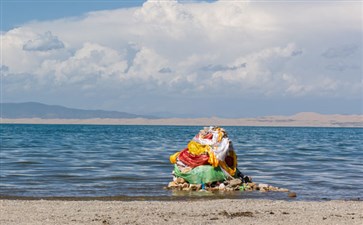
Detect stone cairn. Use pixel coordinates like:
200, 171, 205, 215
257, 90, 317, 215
166, 126, 296, 197
166, 177, 291, 194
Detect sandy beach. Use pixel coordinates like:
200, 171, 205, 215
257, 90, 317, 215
1, 112, 363, 127
1, 199, 362, 225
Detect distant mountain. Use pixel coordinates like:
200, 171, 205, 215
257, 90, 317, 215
146, 111, 206, 118
0, 102, 157, 119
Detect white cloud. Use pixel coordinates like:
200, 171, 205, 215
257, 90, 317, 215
23, 31, 64, 51
1, 0, 362, 115
37, 42, 128, 85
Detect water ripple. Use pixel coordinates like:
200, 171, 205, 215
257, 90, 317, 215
0, 124, 362, 200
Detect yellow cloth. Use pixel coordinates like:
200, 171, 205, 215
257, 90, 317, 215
219, 150, 237, 176
217, 131, 224, 142
169, 152, 180, 164
206, 148, 219, 167
187, 141, 210, 156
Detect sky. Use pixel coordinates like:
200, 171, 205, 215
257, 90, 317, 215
1, 0, 362, 118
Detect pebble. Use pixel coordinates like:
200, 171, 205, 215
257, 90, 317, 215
278, 188, 289, 192
228, 179, 242, 187
288, 192, 297, 198
167, 179, 293, 195
258, 183, 269, 189
168, 182, 178, 188
248, 182, 256, 188
209, 187, 220, 191
268, 186, 279, 191
176, 178, 185, 184
219, 183, 226, 190
190, 184, 202, 191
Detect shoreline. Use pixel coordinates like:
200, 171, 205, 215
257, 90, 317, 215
1, 114, 363, 128
1, 199, 362, 225
1, 196, 361, 202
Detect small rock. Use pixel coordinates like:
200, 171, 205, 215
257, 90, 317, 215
258, 183, 269, 189
219, 183, 226, 190
190, 184, 202, 191
168, 181, 178, 188
248, 182, 256, 188
288, 192, 297, 198
229, 179, 242, 187
259, 188, 268, 192
245, 187, 253, 191
268, 186, 278, 191
209, 187, 219, 191
278, 188, 289, 192
182, 183, 189, 188
176, 178, 185, 184
182, 187, 191, 191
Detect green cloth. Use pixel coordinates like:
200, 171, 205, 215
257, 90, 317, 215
173, 164, 227, 184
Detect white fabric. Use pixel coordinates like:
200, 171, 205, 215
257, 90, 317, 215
193, 131, 219, 145
212, 138, 230, 161
192, 126, 219, 145
192, 126, 231, 161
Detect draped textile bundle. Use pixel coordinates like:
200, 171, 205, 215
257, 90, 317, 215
169, 126, 238, 184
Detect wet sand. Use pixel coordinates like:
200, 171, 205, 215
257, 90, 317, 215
1, 199, 362, 225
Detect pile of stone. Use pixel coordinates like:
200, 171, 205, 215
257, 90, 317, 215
166, 126, 296, 197
166, 177, 290, 193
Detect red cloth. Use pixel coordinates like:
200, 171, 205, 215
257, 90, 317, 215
203, 133, 213, 140
195, 133, 213, 140
178, 148, 209, 168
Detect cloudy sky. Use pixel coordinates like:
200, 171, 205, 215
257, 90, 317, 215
1, 0, 362, 118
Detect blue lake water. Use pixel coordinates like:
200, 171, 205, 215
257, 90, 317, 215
0, 124, 362, 200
